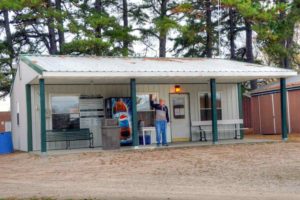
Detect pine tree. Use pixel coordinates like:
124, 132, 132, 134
132, 0, 181, 57
223, 0, 300, 69
258, 0, 300, 69
63, 0, 135, 56
173, 0, 219, 58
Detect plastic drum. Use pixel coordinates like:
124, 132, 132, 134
0, 132, 14, 154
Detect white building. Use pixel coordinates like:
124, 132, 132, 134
10, 55, 297, 152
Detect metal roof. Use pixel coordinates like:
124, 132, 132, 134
20, 55, 297, 84
252, 75, 300, 95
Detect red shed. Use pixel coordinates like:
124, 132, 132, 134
250, 76, 300, 134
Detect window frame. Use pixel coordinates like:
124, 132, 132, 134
198, 91, 223, 121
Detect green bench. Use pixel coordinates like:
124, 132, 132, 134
46, 128, 94, 149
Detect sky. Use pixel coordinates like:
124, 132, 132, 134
0, 96, 10, 112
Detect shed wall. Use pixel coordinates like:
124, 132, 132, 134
242, 97, 251, 128
259, 95, 275, 134
251, 90, 300, 135
273, 93, 282, 134
288, 90, 300, 133
251, 96, 261, 134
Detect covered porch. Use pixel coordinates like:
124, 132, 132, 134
21, 56, 296, 153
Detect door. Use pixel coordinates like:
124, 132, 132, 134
170, 93, 191, 142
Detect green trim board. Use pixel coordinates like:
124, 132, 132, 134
40, 79, 47, 152
280, 78, 288, 141
237, 83, 244, 140
130, 79, 139, 146
26, 84, 33, 151
210, 79, 218, 144
20, 56, 45, 75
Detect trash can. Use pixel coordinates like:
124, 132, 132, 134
102, 119, 121, 150
102, 126, 121, 150
0, 132, 14, 154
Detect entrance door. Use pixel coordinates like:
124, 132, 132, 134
169, 93, 190, 142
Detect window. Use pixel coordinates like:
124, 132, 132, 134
199, 93, 222, 121
136, 93, 158, 127
51, 96, 80, 130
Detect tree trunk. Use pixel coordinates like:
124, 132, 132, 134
47, 0, 58, 54
159, 37, 167, 57
245, 19, 257, 89
159, 0, 167, 58
95, 0, 102, 38
3, 9, 14, 58
229, 8, 236, 60
245, 20, 253, 63
55, 0, 65, 53
279, 0, 292, 69
122, 0, 129, 56
205, 0, 212, 58
281, 37, 292, 69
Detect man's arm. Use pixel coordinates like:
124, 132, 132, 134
150, 99, 160, 109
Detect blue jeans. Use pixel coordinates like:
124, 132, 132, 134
155, 120, 167, 145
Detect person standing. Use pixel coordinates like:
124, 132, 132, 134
150, 95, 169, 146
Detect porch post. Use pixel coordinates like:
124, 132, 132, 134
39, 79, 47, 153
237, 83, 244, 140
130, 78, 139, 147
210, 78, 218, 144
26, 84, 33, 152
280, 78, 288, 141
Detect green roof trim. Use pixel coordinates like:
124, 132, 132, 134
20, 55, 45, 74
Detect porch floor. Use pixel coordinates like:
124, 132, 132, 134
32, 138, 277, 156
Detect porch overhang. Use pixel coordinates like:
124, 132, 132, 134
28, 71, 297, 85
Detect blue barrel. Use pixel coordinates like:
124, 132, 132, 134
0, 132, 14, 154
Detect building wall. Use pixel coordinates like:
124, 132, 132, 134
30, 83, 240, 151
10, 62, 39, 151
0, 112, 11, 132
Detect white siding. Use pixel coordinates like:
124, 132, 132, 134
10, 62, 39, 151
31, 83, 239, 150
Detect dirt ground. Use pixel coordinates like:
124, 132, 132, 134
1, 135, 300, 200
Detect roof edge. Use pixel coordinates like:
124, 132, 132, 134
20, 55, 45, 75
251, 85, 300, 96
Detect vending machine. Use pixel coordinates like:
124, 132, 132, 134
105, 97, 132, 146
